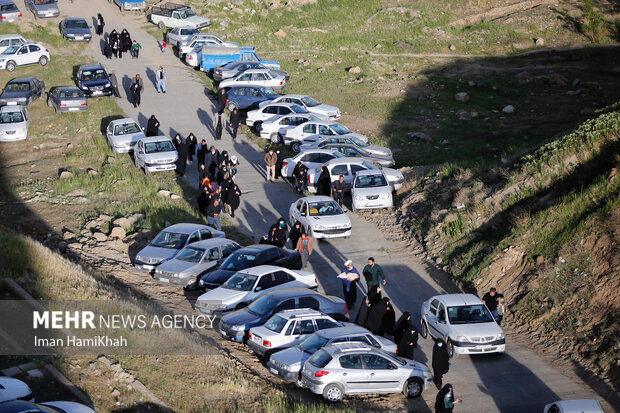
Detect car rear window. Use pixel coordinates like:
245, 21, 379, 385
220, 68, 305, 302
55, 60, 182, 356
1, 4, 18, 12
144, 140, 175, 154
5, 83, 30, 92
307, 349, 332, 368
114, 123, 141, 135
82, 69, 107, 81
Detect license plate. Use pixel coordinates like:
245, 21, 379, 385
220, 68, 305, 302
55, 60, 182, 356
269, 367, 278, 375
68, 108, 79, 112
92, 91, 102, 95
253, 336, 262, 343
159, 278, 169, 283
75, 36, 83, 40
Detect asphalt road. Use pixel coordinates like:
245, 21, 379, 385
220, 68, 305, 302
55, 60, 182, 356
28, 1, 611, 411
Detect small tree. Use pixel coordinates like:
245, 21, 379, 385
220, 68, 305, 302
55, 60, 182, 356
581, 0, 607, 42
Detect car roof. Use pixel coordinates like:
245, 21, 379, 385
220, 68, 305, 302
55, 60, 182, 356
298, 195, 335, 203
160, 223, 210, 234
52, 86, 81, 91
138, 135, 173, 144
0, 105, 24, 113
0, 34, 25, 40
0, 400, 38, 413
275, 94, 309, 99
174, 25, 198, 30
235, 264, 291, 276
110, 118, 139, 126
8, 77, 37, 83
0, 0, 16, 5
431, 293, 484, 307
305, 120, 336, 127
233, 244, 280, 254
274, 308, 325, 319
182, 238, 234, 249
321, 341, 374, 355
65, 17, 87, 22
324, 157, 368, 166
294, 148, 338, 157
237, 69, 271, 74
262, 102, 298, 108
316, 325, 370, 338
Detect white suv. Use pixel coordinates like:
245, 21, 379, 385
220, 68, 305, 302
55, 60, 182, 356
247, 309, 341, 357
420, 294, 505, 357
0, 42, 49, 72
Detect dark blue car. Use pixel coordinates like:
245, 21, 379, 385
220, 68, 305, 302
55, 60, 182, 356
75, 64, 113, 98
224, 85, 278, 111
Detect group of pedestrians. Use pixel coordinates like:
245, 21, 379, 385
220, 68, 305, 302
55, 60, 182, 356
103, 28, 140, 59
259, 218, 313, 268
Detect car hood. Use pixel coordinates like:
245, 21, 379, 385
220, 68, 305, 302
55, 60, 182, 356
137, 245, 179, 261
143, 151, 178, 162
270, 346, 308, 369
66, 28, 91, 36
220, 307, 261, 328
364, 145, 392, 156
41, 401, 94, 413
197, 287, 249, 305
185, 16, 210, 26
110, 131, 144, 145
342, 132, 368, 144
380, 167, 404, 181
0, 377, 31, 400
155, 258, 201, 274
309, 103, 339, 115
450, 322, 503, 338
81, 79, 109, 87
202, 268, 236, 285
308, 214, 351, 228
0, 91, 30, 100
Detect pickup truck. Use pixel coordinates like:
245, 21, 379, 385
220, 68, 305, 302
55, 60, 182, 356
113, 0, 145, 11
148, 2, 210, 30
200, 46, 279, 73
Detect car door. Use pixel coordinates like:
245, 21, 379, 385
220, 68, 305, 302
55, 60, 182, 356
319, 124, 336, 136
186, 231, 200, 247
300, 123, 316, 139
271, 270, 295, 290
298, 296, 320, 311
261, 248, 281, 265
252, 272, 277, 299
237, 73, 252, 84
135, 140, 144, 166
15, 45, 29, 65
329, 164, 349, 186
199, 228, 214, 240
337, 354, 366, 392
27, 45, 42, 65
106, 122, 114, 145
426, 299, 442, 339
199, 246, 221, 275
300, 152, 323, 171
48, 88, 58, 109
290, 199, 305, 227
291, 319, 315, 346
361, 354, 402, 391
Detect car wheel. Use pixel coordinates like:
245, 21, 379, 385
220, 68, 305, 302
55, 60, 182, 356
227, 102, 237, 112
291, 141, 301, 152
295, 374, 306, 389
420, 320, 428, 339
403, 377, 423, 398
234, 302, 247, 311
39, 56, 48, 66
47, 98, 53, 108
322, 383, 344, 403
158, 21, 166, 30
447, 339, 454, 358
254, 121, 263, 132
271, 133, 283, 145
6, 61, 16, 72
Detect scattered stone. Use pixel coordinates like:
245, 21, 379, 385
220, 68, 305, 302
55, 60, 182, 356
536, 256, 545, 265
87, 168, 99, 175
67, 189, 87, 197
109, 227, 126, 240
534, 37, 544, 46
113, 217, 131, 230
607, 167, 617, 183
548, 73, 568, 87
59, 170, 74, 179
27, 369, 44, 379
170, 194, 181, 200
317, 67, 325, 73
110, 388, 121, 398
107, 156, 119, 164
579, 107, 595, 116
470, 110, 479, 118
157, 189, 171, 198
374, 43, 381, 48
339, 46, 348, 51
33, 145, 40, 150
63, 231, 75, 240
449, 44, 456, 50
346, 66, 361, 74
407, 132, 432, 143
66, 143, 74, 150
96, 214, 112, 224
454, 92, 469, 102
468, 81, 476, 87
502, 105, 516, 114
92, 232, 108, 242
456, 109, 470, 120
274, 29, 287, 38
127, 213, 145, 228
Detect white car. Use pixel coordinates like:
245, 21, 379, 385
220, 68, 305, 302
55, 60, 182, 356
247, 308, 342, 356
420, 294, 505, 357
0, 42, 49, 72
0, 34, 29, 55
259, 94, 340, 120
177, 33, 238, 57
307, 158, 404, 193
300, 135, 392, 157
351, 170, 393, 212
258, 113, 322, 144
543, 399, 604, 413
0, 376, 33, 402
0, 400, 94, 412
218, 69, 286, 92
165, 26, 199, 47
196, 265, 318, 315
0, 104, 28, 141
246, 102, 318, 129
283, 121, 368, 152
105, 118, 145, 154
280, 149, 344, 178
289, 196, 351, 239
133, 136, 178, 174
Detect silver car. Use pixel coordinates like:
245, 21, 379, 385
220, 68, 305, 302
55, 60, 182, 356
307, 158, 405, 193
105, 118, 144, 154
47, 86, 87, 115
301, 342, 433, 402
134, 223, 225, 273
246, 102, 314, 129
289, 196, 352, 240
0, 104, 28, 141
177, 33, 237, 57
259, 94, 340, 120
0, 0, 20, 23
351, 170, 393, 212
267, 325, 396, 386
0, 34, 28, 54
154, 238, 241, 288
311, 143, 394, 167
165, 26, 199, 47
25, 0, 59, 18
133, 136, 177, 174
59, 17, 92, 42
300, 135, 392, 157
280, 149, 343, 178
213, 61, 288, 82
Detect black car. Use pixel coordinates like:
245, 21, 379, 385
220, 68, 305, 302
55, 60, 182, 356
75, 64, 113, 98
0, 77, 44, 107
226, 85, 278, 111
198, 244, 301, 291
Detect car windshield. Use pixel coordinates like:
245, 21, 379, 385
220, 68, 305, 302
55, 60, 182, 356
220, 253, 257, 271
331, 124, 350, 135
264, 314, 288, 333
247, 295, 278, 316
361, 161, 377, 170
180, 28, 198, 35
175, 246, 205, 263
2, 46, 18, 55
114, 123, 141, 135
58, 89, 83, 98
0, 4, 18, 12
222, 272, 258, 291
290, 105, 309, 114
355, 174, 388, 188
5, 83, 30, 92
448, 304, 495, 324
301, 96, 320, 107
150, 231, 188, 249
81, 69, 107, 81
144, 140, 175, 154
66, 20, 88, 29
179, 9, 196, 18
299, 334, 329, 354
308, 201, 343, 216
0, 111, 24, 123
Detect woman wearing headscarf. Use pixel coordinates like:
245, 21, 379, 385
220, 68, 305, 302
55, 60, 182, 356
337, 260, 359, 315
376, 298, 395, 337
172, 134, 182, 151
186, 133, 197, 163
295, 232, 313, 268
221, 150, 230, 167
96, 14, 104, 36
120, 29, 132, 53
175, 135, 188, 177
397, 326, 418, 359
108, 29, 118, 45
274, 148, 283, 179
224, 181, 241, 218
394, 312, 412, 344
197, 185, 211, 215
432, 338, 450, 388
435, 384, 461, 413
287, 221, 304, 250
220, 174, 233, 202
317, 166, 331, 196
354, 286, 381, 325
274, 217, 288, 246
146, 115, 160, 137
364, 297, 390, 335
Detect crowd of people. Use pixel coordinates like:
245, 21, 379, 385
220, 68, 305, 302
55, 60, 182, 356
102, 27, 141, 60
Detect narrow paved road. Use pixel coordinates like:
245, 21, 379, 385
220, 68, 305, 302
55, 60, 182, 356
29, 1, 611, 411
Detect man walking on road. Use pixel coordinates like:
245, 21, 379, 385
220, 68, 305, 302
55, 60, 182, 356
332, 175, 346, 209
109, 70, 120, 97
206, 198, 222, 231
229, 107, 240, 139
130, 74, 143, 108
156, 66, 166, 93
362, 257, 387, 290
264, 149, 277, 182
131, 40, 142, 58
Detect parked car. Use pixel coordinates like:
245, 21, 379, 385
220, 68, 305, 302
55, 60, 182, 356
300, 135, 392, 157
289, 196, 351, 240
225, 85, 278, 111
59, 17, 92, 42
246, 102, 314, 129
105, 118, 144, 153
307, 158, 404, 193
213, 61, 288, 82
0, 377, 32, 402
260, 94, 340, 120
47, 86, 87, 115
165, 26, 199, 47
267, 325, 397, 386
0, 104, 28, 141
113, 0, 145, 12
25, 0, 58, 18
0, 77, 44, 107
198, 244, 302, 291
0, 400, 94, 413
177, 33, 237, 57
148, 2, 210, 30
314, 143, 394, 167
0, 42, 49, 72
284, 121, 368, 152
196, 265, 318, 315
351, 170, 393, 212
301, 342, 433, 402
218, 69, 286, 92
75, 64, 112, 97
134, 223, 224, 273
133, 136, 177, 174
280, 149, 344, 178
420, 293, 505, 357
200, 46, 279, 73
0, 34, 28, 54
258, 114, 322, 144
154, 238, 241, 288
543, 399, 604, 413
0, 0, 20, 23
218, 288, 347, 343
248, 309, 341, 357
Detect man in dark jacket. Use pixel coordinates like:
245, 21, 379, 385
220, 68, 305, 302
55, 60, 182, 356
332, 174, 346, 209
362, 257, 387, 290
109, 70, 120, 97
205, 146, 220, 180
229, 107, 241, 139
206, 198, 223, 231
482, 287, 499, 320
292, 163, 308, 193
217, 88, 228, 114
130, 75, 142, 108
196, 139, 208, 170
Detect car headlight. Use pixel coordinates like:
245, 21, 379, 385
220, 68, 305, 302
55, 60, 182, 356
230, 324, 244, 331
198, 279, 205, 286
136, 255, 143, 262
354, 195, 364, 201
154, 269, 162, 274
314, 224, 325, 230
81, 86, 88, 90
454, 336, 467, 342
497, 333, 504, 340
380, 193, 390, 199
105, 82, 111, 87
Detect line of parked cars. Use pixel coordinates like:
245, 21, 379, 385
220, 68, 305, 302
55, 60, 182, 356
0, 376, 94, 412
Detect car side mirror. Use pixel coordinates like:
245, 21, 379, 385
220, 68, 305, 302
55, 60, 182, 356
300, 212, 306, 217
388, 365, 397, 370
254, 286, 261, 292
438, 318, 445, 324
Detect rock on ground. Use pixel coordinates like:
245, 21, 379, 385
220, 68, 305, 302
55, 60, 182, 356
455, 92, 470, 102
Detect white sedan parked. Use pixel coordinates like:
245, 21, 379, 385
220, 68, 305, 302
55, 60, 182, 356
280, 149, 344, 178
218, 69, 286, 92
351, 169, 393, 212
0, 42, 49, 72
133, 136, 178, 174
299, 135, 392, 157
258, 113, 322, 144
283, 120, 368, 152
105, 118, 145, 154
246, 102, 316, 129
0, 104, 28, 141
165, 26, 199, 47
307, 158, 404, 193
289, 196, 351, 239
259, 94, 340, 120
